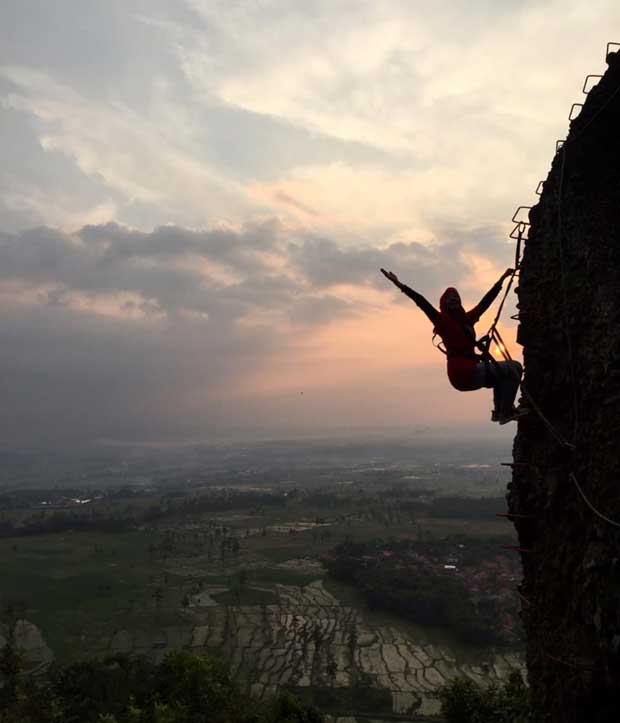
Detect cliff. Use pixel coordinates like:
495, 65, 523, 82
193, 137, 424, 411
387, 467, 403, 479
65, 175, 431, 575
510, 50, 620, 722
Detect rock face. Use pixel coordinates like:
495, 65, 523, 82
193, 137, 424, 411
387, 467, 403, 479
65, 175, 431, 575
510, 51, 620, 722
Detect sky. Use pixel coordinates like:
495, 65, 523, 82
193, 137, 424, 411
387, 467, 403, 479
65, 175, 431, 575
0, 1, 617, 447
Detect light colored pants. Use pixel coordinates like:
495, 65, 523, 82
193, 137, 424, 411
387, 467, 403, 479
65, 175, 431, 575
473, 360, 523, 415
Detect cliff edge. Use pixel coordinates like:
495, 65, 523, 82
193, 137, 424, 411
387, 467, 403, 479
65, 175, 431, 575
510, 50, 620, 722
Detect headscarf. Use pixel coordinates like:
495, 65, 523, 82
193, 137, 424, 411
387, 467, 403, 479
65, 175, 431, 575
436, 287, 475, 340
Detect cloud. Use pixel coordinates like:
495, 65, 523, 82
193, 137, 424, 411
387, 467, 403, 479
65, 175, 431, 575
180, 0, 619, 153
0, 3, 400, 236
0, 301, 276, 445
3, 0, 617, 257
8, 0, 609, 443
177, 0, 620, 231
0, 65, 259, 230
0, 219, 508, 323
0, 217, 516, 445
288, 234, 438, 289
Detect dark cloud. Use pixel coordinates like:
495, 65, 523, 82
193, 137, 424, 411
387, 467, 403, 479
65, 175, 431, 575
0, 302, 274, 446
0, 221, 335, 443
287, 232, 471, 300
0, 220, 493, 325
80, 220, 280, 267
0, 219, 507, 445
0, 223, 291, 321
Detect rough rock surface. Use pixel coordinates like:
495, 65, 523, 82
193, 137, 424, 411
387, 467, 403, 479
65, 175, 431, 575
510, 50, 620, 723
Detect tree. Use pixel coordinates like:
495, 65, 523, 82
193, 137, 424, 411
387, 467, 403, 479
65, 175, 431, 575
262, 691, 323, 723
0, 613, 25, 708
438, 670, 530, 723
0, 650, 324, 723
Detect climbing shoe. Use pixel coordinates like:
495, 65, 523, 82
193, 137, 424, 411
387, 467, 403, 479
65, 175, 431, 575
498, 407, 530, 425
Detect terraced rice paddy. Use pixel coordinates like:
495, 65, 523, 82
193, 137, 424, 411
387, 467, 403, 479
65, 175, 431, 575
94, 579, 523, 719
2, 507, 523, 720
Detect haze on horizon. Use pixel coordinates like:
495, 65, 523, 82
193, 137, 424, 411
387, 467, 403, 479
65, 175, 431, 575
0, 0, 616, 448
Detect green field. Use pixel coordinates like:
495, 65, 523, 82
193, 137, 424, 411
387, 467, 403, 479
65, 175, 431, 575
0, 529, 170, 655
0, 502, 516, 661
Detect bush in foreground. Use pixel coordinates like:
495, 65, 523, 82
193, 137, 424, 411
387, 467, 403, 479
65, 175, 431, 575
438, 670, 530, 723
0, 649, 323, 723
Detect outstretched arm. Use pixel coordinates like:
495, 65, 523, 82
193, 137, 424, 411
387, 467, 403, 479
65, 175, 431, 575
381, 268, 439, 324
468, 268, 514, 321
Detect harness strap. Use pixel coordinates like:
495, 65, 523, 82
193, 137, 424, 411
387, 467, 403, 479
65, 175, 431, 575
432, 322, 503, 385
474, 333, 503, 381
432, 332, 447, 355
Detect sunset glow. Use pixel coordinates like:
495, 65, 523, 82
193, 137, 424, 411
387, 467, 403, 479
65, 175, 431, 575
0, 1, 617, 445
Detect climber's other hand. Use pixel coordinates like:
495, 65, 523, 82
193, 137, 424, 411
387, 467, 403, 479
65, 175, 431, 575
381, 269, 402, 287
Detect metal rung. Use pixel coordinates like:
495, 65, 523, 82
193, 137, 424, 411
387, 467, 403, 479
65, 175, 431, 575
536, 180, 545, 195
510, 222, 528, 240
512, 206, 531, 225
500, 462, 529, 467
569, 103, 583, 121
582, 74, 602, 93
556, 139, 565, 152
606, 42, 620, 58
496, 512, 530, 519
501, 545, 531, 553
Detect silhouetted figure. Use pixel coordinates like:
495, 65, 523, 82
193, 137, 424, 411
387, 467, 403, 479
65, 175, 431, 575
381, 268, 526, 424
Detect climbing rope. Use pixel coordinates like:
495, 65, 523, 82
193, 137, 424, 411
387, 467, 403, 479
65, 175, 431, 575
569, 473, 620, 529
552, 65, 620, 441
491, 327, 575, 450
496, 48, 620, 676
549, 73, 620, 527
423, 47, 620, 528
476, 225, 523, 356
493, 301, 620, 526
544, 651, 605, 672
493, 56, 620, 529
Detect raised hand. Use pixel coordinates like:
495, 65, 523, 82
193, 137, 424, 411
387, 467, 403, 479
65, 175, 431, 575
381, 268, 402, 288
501, 268, 515, 282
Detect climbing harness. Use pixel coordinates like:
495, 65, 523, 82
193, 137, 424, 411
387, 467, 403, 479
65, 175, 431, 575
431, 217, 524, 383
431, 332, 447, 356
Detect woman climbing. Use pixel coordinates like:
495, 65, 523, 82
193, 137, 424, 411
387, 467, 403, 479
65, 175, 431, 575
381, 267, 527, 424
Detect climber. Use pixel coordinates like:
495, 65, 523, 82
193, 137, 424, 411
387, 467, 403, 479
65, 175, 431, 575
381, 267, 527, 424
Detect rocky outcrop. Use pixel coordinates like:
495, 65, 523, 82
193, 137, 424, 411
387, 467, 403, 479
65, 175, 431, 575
0, 619, 53, 674
510, 50, 620, 722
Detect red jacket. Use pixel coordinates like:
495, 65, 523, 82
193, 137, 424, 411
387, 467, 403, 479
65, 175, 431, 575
400, 281, 503, 391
